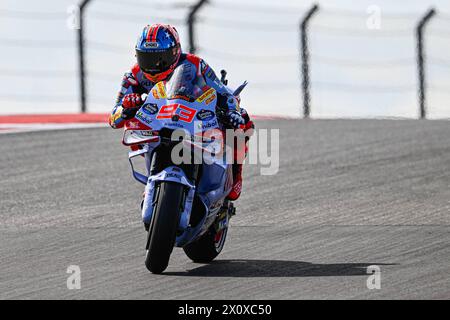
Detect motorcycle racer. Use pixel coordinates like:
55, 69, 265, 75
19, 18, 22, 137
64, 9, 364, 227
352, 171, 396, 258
109, 24, 253, 200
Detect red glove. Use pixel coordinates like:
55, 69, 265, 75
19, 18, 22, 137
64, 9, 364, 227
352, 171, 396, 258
122, 93, 143, 109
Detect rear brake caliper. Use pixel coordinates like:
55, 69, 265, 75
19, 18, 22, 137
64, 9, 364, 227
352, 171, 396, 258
228, 202, 236, 217
214, 202, 235, 233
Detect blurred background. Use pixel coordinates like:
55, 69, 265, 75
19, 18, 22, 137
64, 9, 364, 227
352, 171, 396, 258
1, 0, 450, 118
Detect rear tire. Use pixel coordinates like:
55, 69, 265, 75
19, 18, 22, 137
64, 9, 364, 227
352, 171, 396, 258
183, 227, 228, 263
145, 182, 184, 274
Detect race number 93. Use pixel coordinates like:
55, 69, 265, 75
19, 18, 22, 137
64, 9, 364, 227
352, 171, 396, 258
156, 104, 196, 123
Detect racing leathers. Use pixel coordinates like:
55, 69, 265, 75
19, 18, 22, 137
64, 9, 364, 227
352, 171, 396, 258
109, 53, 253, 200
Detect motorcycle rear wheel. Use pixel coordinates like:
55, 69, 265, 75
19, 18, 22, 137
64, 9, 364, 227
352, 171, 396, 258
183, 226, 228, 263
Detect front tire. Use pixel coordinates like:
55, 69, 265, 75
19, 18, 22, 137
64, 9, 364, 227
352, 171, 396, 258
145, 182, 184, 274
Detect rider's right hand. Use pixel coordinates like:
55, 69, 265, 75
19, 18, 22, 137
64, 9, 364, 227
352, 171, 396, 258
120, 93, 143, 120
122, 93, 143, 109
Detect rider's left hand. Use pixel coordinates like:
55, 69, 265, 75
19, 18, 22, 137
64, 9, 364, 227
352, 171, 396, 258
226, 110, 245, 128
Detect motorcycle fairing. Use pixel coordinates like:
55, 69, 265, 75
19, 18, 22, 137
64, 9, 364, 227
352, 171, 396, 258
142, 166, 195, 228
175, 161, 233, 247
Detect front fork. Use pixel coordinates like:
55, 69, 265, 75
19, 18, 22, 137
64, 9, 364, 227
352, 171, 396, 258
141, 166, 196, 228
128, 146, 193, 231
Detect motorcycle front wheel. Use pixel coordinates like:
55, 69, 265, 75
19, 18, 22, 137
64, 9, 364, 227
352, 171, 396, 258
145, 181, 184, 274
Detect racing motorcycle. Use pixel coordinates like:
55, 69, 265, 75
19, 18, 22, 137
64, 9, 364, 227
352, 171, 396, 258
122, 64, 247, 274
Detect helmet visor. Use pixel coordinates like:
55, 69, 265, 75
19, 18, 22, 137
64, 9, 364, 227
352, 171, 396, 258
136, 47, 178, 75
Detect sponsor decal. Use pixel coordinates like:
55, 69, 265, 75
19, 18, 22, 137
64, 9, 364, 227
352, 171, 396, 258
152, 89, 160, 99
196, 109, 215, 121
113, 107, 123, 122
167, 122, 184, 128
202, 119, 218, 130
166, 172, 181, 179
127, 120, 140, 129
196, 88, 215, 103
151, 82, 166, 99
142, 103, 159, 115
144, 42, 159, 48
156, 82, 166, 98
200, 60, 207, 73
135, 111, 152, 125
139, 130, 154, 136
205, 94, 216, 105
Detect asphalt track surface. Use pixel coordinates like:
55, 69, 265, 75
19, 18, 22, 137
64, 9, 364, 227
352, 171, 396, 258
0, 120, 449, 299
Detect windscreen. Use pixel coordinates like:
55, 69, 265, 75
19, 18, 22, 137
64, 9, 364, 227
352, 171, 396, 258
165, 63, 209, 101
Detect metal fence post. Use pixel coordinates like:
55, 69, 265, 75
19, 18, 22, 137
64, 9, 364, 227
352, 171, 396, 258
416, 8, 436, 120
78, 0, 92, 113
300, 4, 319, 119
187, 0, 209, 54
